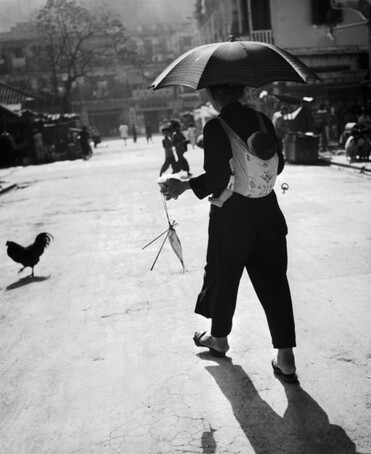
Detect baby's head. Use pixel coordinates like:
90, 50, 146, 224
247, 131, 276, 160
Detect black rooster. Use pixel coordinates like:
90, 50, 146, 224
6, 232, 53, 277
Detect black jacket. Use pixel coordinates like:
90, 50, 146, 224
189, 101, 284, 199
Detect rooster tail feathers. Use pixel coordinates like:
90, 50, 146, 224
30, 232, 54, 255
35, 232, 54, 245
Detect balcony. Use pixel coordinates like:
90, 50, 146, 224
241, 30, 274, 44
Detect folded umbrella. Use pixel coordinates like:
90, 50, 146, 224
142, 183, 185, 273
149, 37, 320, 91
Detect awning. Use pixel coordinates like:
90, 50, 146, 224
0, 103, 20, 119
0, 82, 40, 105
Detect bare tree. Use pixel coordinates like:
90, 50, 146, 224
35, 0, 128, 112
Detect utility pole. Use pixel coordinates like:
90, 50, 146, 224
330, 0, 371, 98
368, 14, 371, 99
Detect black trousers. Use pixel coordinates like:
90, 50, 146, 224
175, 148, 190, 172
195, 191, 296, 349
160, 156, 177, 176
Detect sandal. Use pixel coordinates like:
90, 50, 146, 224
272, 360, 299, 384
193, 331, 226, 357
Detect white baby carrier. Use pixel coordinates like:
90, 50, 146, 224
217, 113, 279, 198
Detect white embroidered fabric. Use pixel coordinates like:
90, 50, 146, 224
217, 114, 279, 198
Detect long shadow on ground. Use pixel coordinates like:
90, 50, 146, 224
198, 353, 359, 454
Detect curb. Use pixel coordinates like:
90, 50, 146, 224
0, 183, 17, 195
318, 157, 371, 173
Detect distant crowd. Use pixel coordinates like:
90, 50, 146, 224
0, 125, 102, 168
269, 100, 371, 162
2, 101, 371, 169
343, 108, 371, 162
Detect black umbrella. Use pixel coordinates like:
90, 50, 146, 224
150, 37, 320, 91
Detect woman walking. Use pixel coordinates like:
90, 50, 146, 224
172, 122, 192, 177
162, 84, 297, 383
159, 127, 178, 176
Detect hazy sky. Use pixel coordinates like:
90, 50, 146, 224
0, 0, 194, 32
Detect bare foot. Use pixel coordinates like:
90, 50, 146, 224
194, 331, 229, 354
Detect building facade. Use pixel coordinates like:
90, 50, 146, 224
193, 0, 369, 105
0, 20, 200, 136
1, 1, 369, 138
78, 21, 200, 136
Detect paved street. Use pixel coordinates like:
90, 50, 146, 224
0, 136, 370, 454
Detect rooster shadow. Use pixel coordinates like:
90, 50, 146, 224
6, 275, 51, 291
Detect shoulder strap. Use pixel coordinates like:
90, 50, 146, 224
217, 113, 274, 156
216, 117, 247, 149
256, 112, 268, 133
218, 112, 268, 135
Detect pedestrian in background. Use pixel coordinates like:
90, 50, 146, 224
358, 108, 371, 130
0, 130, 20, 167
32, 129, 46, 163
161, 84, 298, 384
131, 124, 138, 143
159, 127, 178, 176
145, 122, 153, 143
358, 130, 371, 161
345, 128, 360, 163
316, 103, 330, 151
119, 123, 128, 146
172, 121, 192, 177
346, 128, 371, 162
272, 105, 289, 150
79, 126, 92, 160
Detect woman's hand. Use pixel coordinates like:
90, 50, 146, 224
160, 178, 190, 200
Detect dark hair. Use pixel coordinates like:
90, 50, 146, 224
208, 84, 245, 99
170, 120, 180, 129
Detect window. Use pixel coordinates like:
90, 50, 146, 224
311, 0, 343, 25
10, 47, 24, 58
250, 0, 271, 30
231, 4, 240, 36
240, 0, 249, 34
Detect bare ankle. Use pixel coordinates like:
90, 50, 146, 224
278, 348, 294, 359
210, 335, 229, 352
276, 348, 296, 372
